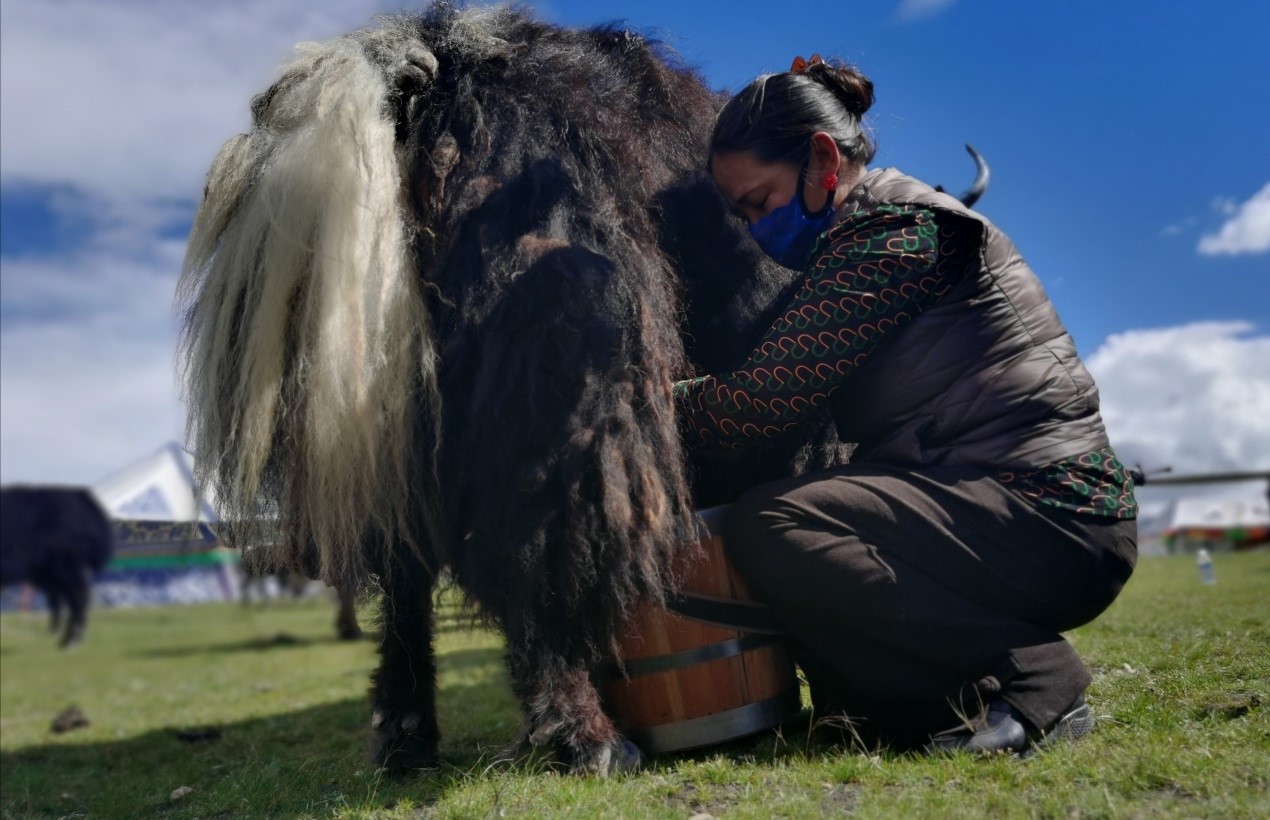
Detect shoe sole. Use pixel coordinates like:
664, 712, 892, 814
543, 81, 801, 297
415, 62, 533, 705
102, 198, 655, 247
1026, 702, 1095, 755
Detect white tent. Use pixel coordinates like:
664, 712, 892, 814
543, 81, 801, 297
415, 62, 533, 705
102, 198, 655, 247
89, 443, 240, 607
1168, 496, 1270, 531
92, 441, 218, 523
1164, 495, 1270, 553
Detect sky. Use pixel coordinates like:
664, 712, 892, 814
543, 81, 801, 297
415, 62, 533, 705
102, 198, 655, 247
1, 0, 1267, 518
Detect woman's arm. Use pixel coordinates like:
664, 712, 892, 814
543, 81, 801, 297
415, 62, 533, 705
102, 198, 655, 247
675, 204, 973, 449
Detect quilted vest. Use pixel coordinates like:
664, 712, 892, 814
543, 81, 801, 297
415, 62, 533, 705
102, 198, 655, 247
830, 168, 1110, 469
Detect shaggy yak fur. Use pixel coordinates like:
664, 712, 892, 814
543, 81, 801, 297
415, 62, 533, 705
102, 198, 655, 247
179, 4, 849, 774
0, 487, 114, 647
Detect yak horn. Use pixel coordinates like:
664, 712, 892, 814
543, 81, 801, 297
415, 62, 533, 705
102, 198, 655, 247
957, 143, 991, 208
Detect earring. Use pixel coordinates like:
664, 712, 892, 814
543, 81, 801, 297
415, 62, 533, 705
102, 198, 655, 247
821, 173, 839, 191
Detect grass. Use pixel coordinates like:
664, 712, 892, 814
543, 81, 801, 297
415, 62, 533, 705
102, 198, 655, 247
1, 550, 1267, 818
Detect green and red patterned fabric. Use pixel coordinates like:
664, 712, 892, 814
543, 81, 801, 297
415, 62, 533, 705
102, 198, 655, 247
998, 447, 1137, 519
674, 204, 1137, 520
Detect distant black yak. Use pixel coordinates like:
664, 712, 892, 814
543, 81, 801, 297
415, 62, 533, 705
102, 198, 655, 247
1, 486, 114, 647
179, 4, 851, 774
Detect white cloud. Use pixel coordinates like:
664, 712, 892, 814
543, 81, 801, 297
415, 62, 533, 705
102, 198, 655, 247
0, 244, 188, 485
1198, 183, 1270, 255
1087, 321, 1270, 527
0, 1, 405, 485
1212, 197, 1239, 217
896, 0, 959, 22
0, 0, 403, 207
1159, 215, 1197, 237
1087, 321, 1270, 474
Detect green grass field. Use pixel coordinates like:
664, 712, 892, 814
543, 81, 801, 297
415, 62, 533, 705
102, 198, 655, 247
2, 551, 1267, 818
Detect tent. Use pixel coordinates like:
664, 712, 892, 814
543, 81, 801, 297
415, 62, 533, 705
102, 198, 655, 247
90, 442, 241, 607
1163, 495, 1270, 554
94, 441, 219, 522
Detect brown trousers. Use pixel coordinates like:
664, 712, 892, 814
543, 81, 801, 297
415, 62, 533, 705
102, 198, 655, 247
723, 463, 1137, 748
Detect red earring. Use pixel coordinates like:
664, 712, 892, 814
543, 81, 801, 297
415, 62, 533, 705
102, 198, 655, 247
821, 173, 839, 191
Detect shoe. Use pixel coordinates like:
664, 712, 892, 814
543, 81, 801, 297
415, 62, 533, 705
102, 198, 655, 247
1029, 694, 1095, 750
927, 695, 1095, 756
927, 699, 1028, 755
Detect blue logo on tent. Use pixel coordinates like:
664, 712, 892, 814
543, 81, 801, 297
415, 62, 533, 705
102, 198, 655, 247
115, 486, 172, 518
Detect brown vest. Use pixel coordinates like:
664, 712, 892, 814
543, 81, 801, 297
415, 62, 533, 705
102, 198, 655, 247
831, 168, 1110, 469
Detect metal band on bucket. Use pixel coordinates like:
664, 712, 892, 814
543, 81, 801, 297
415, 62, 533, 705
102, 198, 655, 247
624, 688, 802, 754
607, 633, 782, 679
666, 593, 787, 634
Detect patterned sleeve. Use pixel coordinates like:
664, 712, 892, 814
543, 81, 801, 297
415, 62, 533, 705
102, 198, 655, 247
674, 205, 967, 449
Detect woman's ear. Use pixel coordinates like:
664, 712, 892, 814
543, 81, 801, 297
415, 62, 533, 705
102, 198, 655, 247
809, 131, 842, 183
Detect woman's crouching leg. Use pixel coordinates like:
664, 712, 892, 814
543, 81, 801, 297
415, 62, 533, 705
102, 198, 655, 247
721, 464, 1104, 746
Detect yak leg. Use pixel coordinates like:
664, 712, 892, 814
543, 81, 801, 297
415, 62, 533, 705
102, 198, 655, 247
335, 586, 362, 641
369, 555, 440, 771
46, 585, 63, 633
507, 649, 642, 776
33, 563, 86, 648
57, 566, 92, 648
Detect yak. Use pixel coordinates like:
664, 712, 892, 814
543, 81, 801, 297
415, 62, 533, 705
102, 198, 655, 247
0, 486, 114, 647
179, 4, 982, 774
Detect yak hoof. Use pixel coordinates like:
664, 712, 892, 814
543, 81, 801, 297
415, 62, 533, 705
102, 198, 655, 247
567, 735, 643, 777
610, 736, 644, 774
369, 708, 439, 773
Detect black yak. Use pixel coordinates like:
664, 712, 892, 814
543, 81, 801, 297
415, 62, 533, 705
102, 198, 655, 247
178, 4, 856, 774
0, 486, 114, 647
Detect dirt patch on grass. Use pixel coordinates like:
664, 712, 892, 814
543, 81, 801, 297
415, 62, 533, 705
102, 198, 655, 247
664, 781, 745, 816
1148, 782, 1198, 801
50, 706, 90, 733
821, 783, 861, 814
1194, 691, 1261, 721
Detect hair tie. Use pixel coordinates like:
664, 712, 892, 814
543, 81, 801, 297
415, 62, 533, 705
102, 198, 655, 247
789, 53, 824, 74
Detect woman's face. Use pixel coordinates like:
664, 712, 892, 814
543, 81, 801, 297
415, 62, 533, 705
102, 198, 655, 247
711, 151, 800, 226
712, 132, 845, 226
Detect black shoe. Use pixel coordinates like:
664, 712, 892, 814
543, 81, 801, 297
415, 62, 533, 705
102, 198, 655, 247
927, 699, 1028, 755
927, 695, 1095, 756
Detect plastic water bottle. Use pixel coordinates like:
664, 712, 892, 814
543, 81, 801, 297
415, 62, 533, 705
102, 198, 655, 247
1196, 548, 1216, 585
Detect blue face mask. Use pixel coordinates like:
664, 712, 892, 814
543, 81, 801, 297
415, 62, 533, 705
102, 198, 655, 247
747, 165, 837, 269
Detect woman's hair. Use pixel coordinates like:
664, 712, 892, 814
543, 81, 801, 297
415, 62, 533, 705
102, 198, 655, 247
709, 59, 876, 169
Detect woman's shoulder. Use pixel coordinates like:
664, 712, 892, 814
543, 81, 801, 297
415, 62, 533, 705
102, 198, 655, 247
815, 203, 990, 282
812, 204, 940, 269
842, 167, 935, 208
827, 201, 937, 241
843, 166, 986, 219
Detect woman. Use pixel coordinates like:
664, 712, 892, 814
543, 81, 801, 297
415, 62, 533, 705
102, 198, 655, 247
675, 56, 1138, 753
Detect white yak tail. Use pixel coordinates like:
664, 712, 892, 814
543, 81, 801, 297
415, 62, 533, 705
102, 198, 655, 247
177, 29, 442, 587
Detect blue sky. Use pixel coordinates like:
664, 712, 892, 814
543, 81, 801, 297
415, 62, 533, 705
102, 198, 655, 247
1, 0, 1267, 511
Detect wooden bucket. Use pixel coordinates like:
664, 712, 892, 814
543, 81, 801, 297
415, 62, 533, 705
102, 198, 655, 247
600, 505, 801, 754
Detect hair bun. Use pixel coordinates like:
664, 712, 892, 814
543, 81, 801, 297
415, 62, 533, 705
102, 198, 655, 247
803, 60, 874, 118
